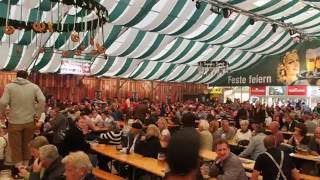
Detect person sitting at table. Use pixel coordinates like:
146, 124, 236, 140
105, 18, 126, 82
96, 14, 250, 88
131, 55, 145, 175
62, 151, 96, 180
135, 124, 161, 158
75, 115, 93, 138
181, 112, 197, 128
100, 121, 123, 145
239, 123, 266, 160
156, 118, 170, 148
100, 111, 114, 128
96, 121, 123, 172
251, 135, 301, 180
209, 119, 220, 140
59, 116, 91, 157
287, 123, 309, 148
90, 110, 102, 127
208, 138, 247, 180
309, 127, 320, 156
17, 136, 49, 179
282, 112, 298, 132
233, 120, 252, 144
29, 145, 64, 180
165, 128, 201, 180
216, 119, 236, 141
123, 122, 144, 153
198, 120, 213, 150
302, 111, 316, 134
268, 121, 284, 147
306, 127, 320, 175
44, 106, 68, 145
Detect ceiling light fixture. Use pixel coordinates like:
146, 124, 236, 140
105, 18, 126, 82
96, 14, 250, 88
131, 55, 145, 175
210, 6, 220, 14
249, 18, 255, 25
222, 8, 231, 18
272, 24, 278, 33
200, 0, 315, 41
196, 1, 201, 9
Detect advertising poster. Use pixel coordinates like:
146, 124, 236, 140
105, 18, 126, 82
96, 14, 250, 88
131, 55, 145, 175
212, 39, 320, 86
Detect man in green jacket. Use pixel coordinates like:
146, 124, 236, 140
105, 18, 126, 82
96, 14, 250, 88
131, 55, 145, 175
0, 70, 45, 167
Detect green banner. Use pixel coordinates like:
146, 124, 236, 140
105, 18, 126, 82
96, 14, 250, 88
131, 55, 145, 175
212, 39, 320, 86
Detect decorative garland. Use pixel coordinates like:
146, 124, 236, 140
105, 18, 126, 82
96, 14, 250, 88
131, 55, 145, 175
0, 17, 106, 33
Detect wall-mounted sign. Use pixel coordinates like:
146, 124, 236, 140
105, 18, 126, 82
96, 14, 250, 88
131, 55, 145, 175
210, 87, 223, 94
250, 86, 266, 96
269, 86, 286, 95
60, 59, 91, 75
287, 86, 307, 96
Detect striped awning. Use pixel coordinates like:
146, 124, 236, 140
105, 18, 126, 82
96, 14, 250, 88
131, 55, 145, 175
0, 0, 320, 84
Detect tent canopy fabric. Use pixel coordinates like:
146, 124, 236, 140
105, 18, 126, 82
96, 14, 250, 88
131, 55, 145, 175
1, 0, 320, 84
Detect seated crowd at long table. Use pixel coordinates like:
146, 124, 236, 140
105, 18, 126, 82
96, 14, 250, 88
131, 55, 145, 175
1, 99, 320, 180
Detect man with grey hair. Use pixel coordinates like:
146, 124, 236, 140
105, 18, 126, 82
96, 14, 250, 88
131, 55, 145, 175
29, 144, 64, 180
268, 121, 284, 147
62, 151, 95, 180
239, 123, 266, 160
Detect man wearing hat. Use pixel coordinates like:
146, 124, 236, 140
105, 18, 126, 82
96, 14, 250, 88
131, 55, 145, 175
125, 122, 144, 153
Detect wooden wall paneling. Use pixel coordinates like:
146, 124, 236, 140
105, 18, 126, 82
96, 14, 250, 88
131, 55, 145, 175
0, 72, 207, 102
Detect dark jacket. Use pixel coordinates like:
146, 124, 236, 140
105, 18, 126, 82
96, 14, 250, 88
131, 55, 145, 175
122, 131, 144, 152
83, 173, 96, 180
134, 103, 149, 122
29, 156, 64, 180
59, 118, 90, 156
47, 113, 68, 145
135, 136, 161, 158
252, 108, 266, 124
283, 120, 298, 132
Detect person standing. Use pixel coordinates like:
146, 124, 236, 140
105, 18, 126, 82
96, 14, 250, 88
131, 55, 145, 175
0, 70, 45, 167
251, 135, 300, 180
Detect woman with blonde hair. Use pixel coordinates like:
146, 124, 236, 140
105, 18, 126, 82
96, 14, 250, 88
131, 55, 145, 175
156, 118, 170, 148
198, 119, 213, 150
135, 124, 161, 158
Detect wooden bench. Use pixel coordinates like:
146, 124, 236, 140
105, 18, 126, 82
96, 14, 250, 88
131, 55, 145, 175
244, 171, 320, 180
92, 168, 125, 180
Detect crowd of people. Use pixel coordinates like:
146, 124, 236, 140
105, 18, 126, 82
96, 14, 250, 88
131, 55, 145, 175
0, 71, 319, 179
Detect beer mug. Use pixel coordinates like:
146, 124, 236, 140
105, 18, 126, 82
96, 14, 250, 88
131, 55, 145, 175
0, 170, 13, 180
116, 144, 122, 150
157, 152, 166, 161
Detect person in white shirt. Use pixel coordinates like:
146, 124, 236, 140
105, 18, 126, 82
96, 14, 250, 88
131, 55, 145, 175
156, 118, 170, 148
90, 110, 102, 127
233, 120, 252, 143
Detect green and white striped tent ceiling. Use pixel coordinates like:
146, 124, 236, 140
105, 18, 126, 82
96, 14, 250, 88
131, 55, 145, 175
1, 0, 320, 84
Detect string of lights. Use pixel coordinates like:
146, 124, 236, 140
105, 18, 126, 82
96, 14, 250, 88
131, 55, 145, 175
194, 0, 317, 43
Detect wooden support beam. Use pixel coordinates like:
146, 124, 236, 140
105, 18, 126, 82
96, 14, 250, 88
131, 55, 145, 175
116, 78, 129, 98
